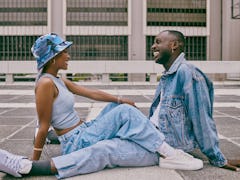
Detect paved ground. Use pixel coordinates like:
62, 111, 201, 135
0, 81, 240, 180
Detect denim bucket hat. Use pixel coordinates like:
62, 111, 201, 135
31, 33, 73, 70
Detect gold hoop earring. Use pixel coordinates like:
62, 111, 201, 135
52, 59, 56, 64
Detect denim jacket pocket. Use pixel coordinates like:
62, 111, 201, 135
166, 96, 185, 123
160, 96, 187, 147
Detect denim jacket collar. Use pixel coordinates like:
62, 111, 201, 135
163, 52, 185, 76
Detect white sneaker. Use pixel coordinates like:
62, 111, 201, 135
0, 149, 32, 177
159, 149, 203, 170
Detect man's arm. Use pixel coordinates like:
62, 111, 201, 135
183, 69, 227, 167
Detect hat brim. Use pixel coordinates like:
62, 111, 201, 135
37, 41, 73, 70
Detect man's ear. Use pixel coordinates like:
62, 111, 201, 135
169, 40, 180, 52
172, 40, 184, 52
172, 40, 180, 50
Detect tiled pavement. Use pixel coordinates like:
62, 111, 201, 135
0, 81, 240, 180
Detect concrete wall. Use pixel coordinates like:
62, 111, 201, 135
209, 0, 222, 60
128, 0, 146, 81
222, 0, 240, 61
208, 0, 240, 80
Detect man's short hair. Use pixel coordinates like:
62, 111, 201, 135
163, 30, 185, 52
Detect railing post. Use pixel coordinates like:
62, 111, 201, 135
102, 73, 109, 82
60, 73, 67, 79
6, 73, 14, 84
150, 73, 157, 83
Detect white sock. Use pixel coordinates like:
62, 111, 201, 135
18, 159, 32, 174
157, 142, 176, 157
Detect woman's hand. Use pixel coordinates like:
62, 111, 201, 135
119, 97, 137, 107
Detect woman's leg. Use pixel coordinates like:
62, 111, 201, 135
59, 103, 165, 154
53, 138, 158, 179
0, 149, 53, 177
0, 139, 158, 178
94, 102, 119, 119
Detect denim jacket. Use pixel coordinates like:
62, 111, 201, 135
149, 53, 227, 167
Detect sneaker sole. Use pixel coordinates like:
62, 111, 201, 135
159, 158, 203, 171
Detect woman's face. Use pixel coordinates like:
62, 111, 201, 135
55, 49, 70, 70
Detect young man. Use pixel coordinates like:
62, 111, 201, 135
150, 30, 240, 171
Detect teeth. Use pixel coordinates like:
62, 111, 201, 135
153, 52, 159, 56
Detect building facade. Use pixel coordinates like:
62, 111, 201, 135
0, 0, 239, 81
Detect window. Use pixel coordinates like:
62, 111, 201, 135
146, 36, 207, 61
147, 0, 207, 26
232, 0, 240, 19
0, 0, 47, 26
0, 36, 38, 60
66, 0, 128, 26
67, 36, 128, 60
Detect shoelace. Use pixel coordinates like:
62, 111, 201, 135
4, 154, 22, 173
176, 150, 194, 160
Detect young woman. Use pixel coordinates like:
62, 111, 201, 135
0, 33, 203, 179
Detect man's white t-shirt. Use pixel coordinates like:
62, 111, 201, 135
149, 98, 161, 128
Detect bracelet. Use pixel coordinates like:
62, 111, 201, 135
117, 96, 122, 104
33, 147, 43, 151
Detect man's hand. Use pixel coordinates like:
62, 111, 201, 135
222, 159, 240, 171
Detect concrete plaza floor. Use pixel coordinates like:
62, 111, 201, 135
0, 81, 240, 180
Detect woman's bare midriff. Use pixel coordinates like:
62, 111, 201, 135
54, 120, 84, 136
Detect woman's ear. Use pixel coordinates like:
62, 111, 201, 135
52, 59, 56, 64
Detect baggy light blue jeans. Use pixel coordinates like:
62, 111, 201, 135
52, 103, 164, 178
53, 138, 159, 179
